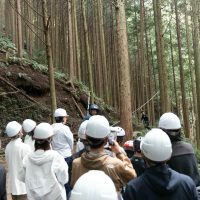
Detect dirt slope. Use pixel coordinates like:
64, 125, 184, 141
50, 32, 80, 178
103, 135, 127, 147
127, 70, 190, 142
0, 63, 116, 136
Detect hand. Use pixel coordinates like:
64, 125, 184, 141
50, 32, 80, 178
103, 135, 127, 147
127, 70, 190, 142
110, 141, 121, 154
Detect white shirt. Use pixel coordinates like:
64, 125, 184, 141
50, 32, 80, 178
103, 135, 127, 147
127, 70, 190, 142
5, 138, 31, 195
51, 123, 74, 158
24, 135, 35, 151
20, 150, 68, 200
76, 139, 84, 153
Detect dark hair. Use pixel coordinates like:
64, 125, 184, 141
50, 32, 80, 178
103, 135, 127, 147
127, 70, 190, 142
134, 137, 143, 153
162, 129, 182, 142
55, 117, 64, 123
86, 136, 106, 149
117, 136, 124, 144
10, 132, 20, 140
28, 130, 34, 139
34, 139, 51, 151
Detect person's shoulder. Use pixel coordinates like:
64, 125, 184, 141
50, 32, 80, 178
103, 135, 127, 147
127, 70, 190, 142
177, 141, 193, 148
170, 168, 196, 185
21, 142, 32, 150
104, 154, 126, 167
63, 124, 72, 132
83, 115, 91, 121
51, 149, 64, 158
127, 173, 144, 187
72, 156, 82, 167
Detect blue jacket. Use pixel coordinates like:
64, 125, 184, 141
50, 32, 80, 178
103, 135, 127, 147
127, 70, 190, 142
123, 164, 198, 200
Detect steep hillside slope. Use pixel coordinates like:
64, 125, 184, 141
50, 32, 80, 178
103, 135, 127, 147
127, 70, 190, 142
0, 62, 118, 137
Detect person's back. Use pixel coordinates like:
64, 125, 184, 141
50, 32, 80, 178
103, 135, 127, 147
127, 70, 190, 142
159, 112, 200, 186
5, 121, 31, 199
23, 150, 68, 200
0, 165, 6, 200
123, 129, 198, 200
71, 115, 136, 195
124, 164, 198, 200
20, 123, 69, 200
168, 141, 200, 186
23, 119, 36, 152
52, 123, 73, 157
52, 108, 74, 159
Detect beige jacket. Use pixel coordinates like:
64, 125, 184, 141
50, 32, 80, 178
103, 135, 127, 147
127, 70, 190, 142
71, 151, 136, 192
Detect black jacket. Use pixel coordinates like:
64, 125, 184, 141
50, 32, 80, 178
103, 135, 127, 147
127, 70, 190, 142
0, 165, 6, 200
123, 164, 198, 200
131, 156, 145, 176
168, 141, 200, 186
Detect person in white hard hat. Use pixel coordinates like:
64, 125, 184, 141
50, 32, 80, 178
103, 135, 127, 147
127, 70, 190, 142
51, 108, 74, 196
71, 115, 136, 199
159, 112, 200, 187
70, 170, 118, 200
116, 126, 126, 146
19, 123, 69, 200
123, 128, 198, 200
52, 108, 74, 159
22, 119, 36, 151
5, 121, 31, 200
104, 127, 126, 157
76, 120, 88, 153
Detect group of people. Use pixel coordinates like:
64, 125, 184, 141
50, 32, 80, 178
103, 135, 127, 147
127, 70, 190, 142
0, 104, 200, 200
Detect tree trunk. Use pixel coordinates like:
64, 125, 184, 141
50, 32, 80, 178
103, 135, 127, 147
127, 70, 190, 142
68, 0, 74, 81
191, 0, 200, 147
185, 0, 198, 140
81, 0, 94, 103
153, 0, 170, 114
42, 0, 57, 122
169, 23, 178, 114
16, 0, 23, 58
174, 0, 190, 138
115, 0, 133, 139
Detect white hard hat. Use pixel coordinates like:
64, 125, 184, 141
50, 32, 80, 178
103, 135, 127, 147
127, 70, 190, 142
70, 170, 118, 200
86, 115, 110, 139
112, 126, 125, 137
158, 112, 181, 130
22, 119, 36, 133
6, 121, 22, 137
141, 128, 172, 162
78, 120, 88, 140
54, 108, 69, 117
33, 123, 53, 139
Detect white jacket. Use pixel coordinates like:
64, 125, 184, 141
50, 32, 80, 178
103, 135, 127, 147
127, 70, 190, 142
76, 139, 84, 153
24, 135, 35, 151
20, 149, 68, 200
52, 123, 74, 158
5, 138, 31, 195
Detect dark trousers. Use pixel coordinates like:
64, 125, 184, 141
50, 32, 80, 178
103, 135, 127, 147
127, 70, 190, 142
64, 157, 73, 199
